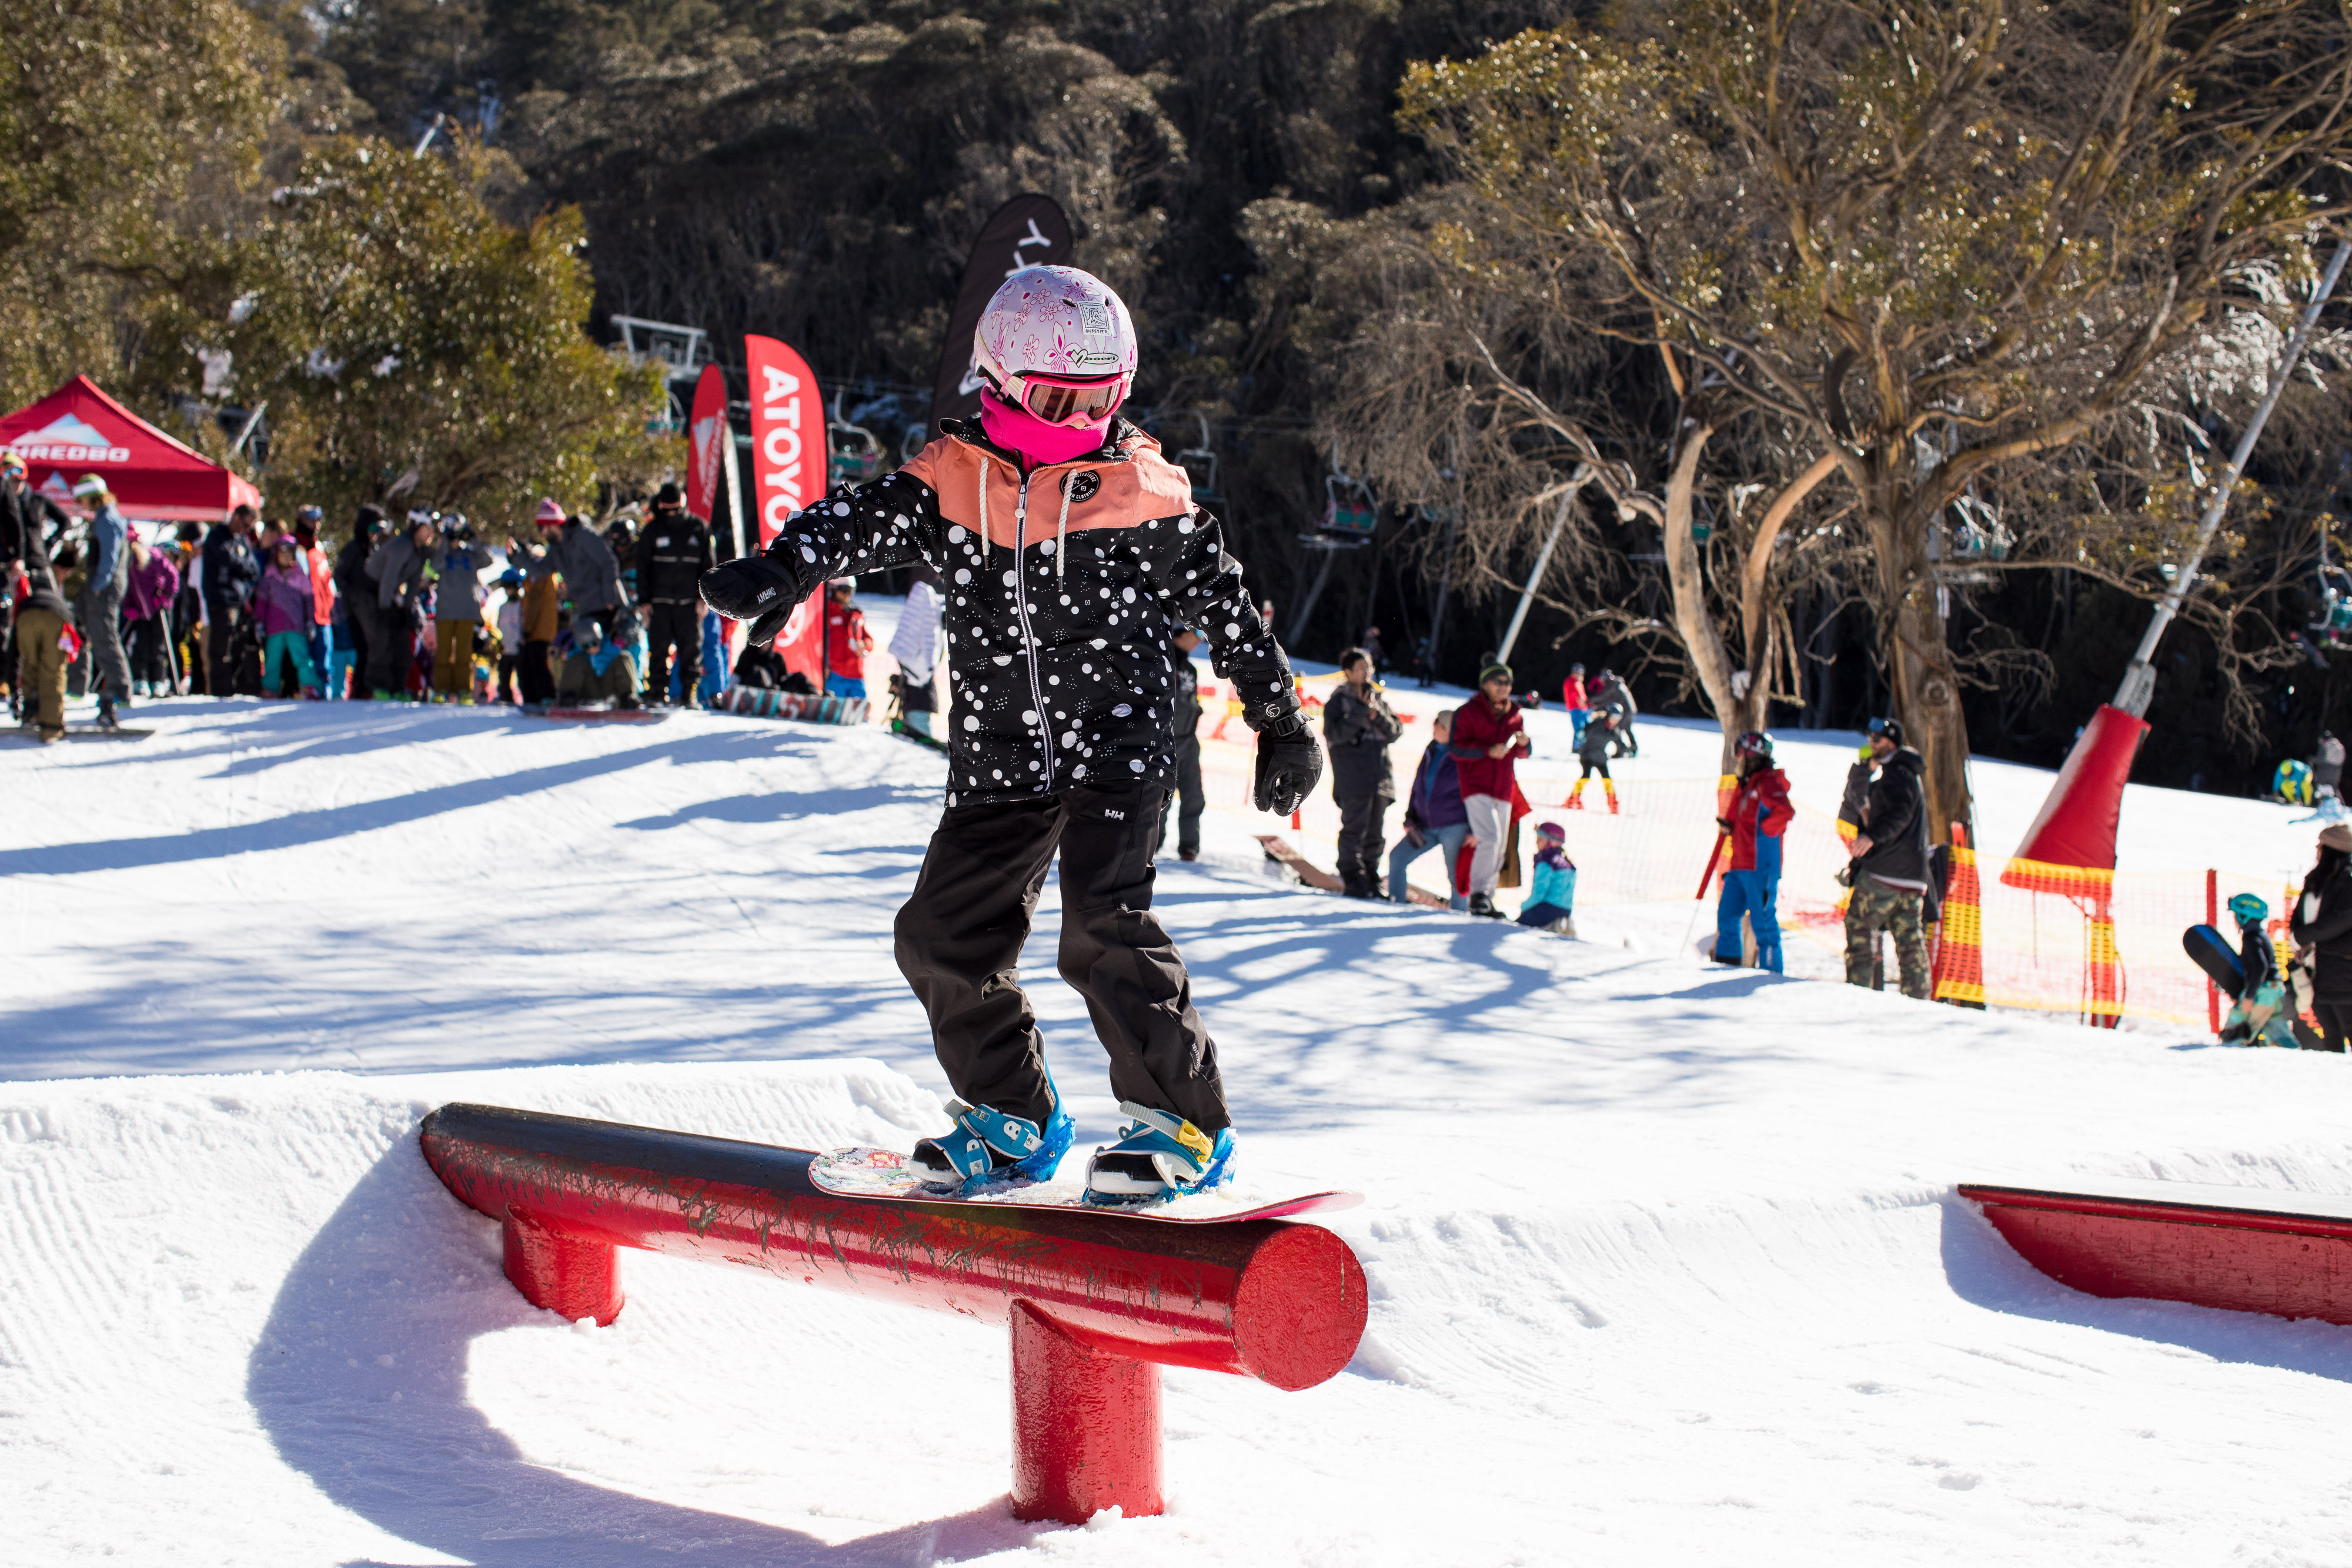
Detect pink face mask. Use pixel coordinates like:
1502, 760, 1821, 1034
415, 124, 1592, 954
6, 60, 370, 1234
980, 389, 1111, 467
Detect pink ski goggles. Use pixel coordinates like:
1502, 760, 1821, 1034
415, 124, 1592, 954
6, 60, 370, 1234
997, 367, 1130, 428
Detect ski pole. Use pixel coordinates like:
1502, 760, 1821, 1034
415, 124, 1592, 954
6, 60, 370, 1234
1682, 830, 1728, 961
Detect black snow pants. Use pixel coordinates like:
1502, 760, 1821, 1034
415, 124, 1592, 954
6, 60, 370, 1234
643, 601, 699, 703
1334, 787, 1389, 892
893, 784, 1231, 1135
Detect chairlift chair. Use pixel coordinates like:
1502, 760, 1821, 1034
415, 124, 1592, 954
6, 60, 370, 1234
1319, 444, 1378, 544
827, 391, 883, 487
2314, 563, 2352, 647
1170, 413, 1220, 502
1947, 492, 2012, 563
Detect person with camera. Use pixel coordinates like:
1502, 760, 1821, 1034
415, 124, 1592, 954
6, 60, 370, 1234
1324, 645, 1404, 898
1451, 663, 1534, 917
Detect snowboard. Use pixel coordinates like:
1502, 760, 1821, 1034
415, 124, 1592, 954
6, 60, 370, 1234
2184, 923, 2247, 1000
532, 704, 670, 724
889, 718, 948, 753
808, 1145, 1361, 1223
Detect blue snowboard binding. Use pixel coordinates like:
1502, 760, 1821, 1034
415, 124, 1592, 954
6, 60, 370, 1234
1083, 1102, 1238, 1208
911, 1075, 1074, 1194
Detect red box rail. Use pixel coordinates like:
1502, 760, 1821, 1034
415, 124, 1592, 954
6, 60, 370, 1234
420, 1102, 1368, 1523
1960, 1179, 2352, 1326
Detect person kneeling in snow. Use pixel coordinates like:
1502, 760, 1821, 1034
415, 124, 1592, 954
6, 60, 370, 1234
1516, 822, 1576, 934
700, 265, 1321, 1206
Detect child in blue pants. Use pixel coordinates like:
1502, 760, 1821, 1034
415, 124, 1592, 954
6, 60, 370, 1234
1518, 821, 1577, 933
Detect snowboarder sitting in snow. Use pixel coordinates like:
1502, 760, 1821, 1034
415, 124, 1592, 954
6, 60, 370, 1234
699, 264, 1321, 1205
1516, 823, 1576, 934
2219, 892, 2304, 1049
554, 617, 640, 707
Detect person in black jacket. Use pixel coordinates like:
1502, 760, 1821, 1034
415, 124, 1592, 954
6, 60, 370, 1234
332, 506, 386, 700
1843, 716, 1934, 998
1323, 646, 1405, 896
202, 506, 263, 697
2291, 822, 2352, 1051
636, 483, 714, 706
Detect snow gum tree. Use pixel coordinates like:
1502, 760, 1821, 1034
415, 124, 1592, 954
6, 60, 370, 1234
1399, 0, 2352, 841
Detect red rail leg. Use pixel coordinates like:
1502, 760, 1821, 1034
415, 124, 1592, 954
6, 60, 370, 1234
502, 1206, 623, 1325
1009, 1300, 1163, 1524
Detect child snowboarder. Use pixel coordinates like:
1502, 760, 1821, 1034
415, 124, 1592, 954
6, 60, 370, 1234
700, 264, 1321, 1206
2222, 892, 2307, 1048
1516, 822, 1577, 934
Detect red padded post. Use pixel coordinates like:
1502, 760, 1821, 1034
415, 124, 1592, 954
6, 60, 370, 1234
502, 1206, 623, 1325
1010, 1302, 1163, 1523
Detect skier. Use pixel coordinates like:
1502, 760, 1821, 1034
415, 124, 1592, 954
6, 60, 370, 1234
2217, 893, 2304, 1048
1561, 661, 1591, 746
699, 264, 1321, 1205
1568, 707, 1618, 811
1713, 730, 1793, 972
1593, 667, 1638, 757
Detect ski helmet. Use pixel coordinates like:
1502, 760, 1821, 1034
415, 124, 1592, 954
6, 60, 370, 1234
2227, 892, 2270, 926
1734, 730, 1773, 763
973, 266, 1136, 428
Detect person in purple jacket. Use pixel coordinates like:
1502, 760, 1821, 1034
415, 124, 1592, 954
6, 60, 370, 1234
253, 535, 322, 697
121, 532, 182, 696
1388, 708, 1472, 910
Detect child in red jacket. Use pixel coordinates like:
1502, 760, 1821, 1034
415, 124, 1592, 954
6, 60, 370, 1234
1715, 730, 1795, 971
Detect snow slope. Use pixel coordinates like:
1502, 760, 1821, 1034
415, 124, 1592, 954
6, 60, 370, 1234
9, 699, 2352, 1564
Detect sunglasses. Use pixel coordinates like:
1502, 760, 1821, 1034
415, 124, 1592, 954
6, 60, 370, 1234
995, 368, 1128, 428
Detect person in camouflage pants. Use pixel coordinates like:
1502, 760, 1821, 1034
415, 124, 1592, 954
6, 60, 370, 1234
1845, 874, 1931, 997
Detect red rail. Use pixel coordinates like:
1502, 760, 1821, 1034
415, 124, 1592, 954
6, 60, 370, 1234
1961, 1181, 2352, 1326
420, 1102, 1368, 1523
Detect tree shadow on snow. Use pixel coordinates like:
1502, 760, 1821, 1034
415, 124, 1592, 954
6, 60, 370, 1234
249, 1135, 1058, 1567
1937, 1192, 2352, 1384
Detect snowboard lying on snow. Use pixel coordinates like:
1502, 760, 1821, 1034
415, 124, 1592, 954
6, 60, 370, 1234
1, 723, 153, 742
808, 1145, 1360, 1223
527, 703, 670, 724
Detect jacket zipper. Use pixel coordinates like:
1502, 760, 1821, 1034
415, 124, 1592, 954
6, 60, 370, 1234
1009, 466, 1054, 792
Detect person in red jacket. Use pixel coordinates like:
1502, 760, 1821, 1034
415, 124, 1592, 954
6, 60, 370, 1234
823, 577, 872, 700
1561, 661, 1591, 746
1449, 662, 1532, 918
1713, 729, 1795, 971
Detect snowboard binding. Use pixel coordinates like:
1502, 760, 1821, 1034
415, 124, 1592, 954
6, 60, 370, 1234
1083, 1103, 1237, 1208
910, 1098, 1074, 1194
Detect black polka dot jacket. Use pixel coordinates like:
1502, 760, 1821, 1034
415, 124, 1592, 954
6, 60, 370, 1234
764, 417, 1299, 806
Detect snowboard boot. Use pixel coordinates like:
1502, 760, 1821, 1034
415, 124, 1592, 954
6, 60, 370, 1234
910, 1094, 1075, 1193
1566, 779, 1586, 809
1604, 780, 1619, 814
1468, 892, 1504, 918
95, 695, 120, 731
1083, 1104, 1237, 1207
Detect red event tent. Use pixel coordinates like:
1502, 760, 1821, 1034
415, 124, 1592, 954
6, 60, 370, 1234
0, 375, 262, 522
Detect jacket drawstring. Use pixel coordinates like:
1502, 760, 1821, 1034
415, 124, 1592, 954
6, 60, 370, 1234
1055, 476, 1075, 579
976, 456, 990, 571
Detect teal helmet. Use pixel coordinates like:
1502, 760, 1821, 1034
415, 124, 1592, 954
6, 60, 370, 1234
2227, 892, 2270, 926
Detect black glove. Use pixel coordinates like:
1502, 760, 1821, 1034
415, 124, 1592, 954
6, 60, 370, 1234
1252, 712, 1322, 815
700, 556, 804, 647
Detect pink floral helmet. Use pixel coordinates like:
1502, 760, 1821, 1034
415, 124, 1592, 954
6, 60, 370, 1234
972, 265, 1137, 428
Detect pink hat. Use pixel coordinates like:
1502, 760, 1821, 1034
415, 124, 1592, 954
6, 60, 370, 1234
534, 497, 565, 526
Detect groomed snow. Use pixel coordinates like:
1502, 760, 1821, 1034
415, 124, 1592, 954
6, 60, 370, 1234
9, 698, 2352, 1564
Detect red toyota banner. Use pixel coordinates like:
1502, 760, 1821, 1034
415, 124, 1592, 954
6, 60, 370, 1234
744, 335, 816, 549
774, 593, 826, 690
686, 362, 728, 538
